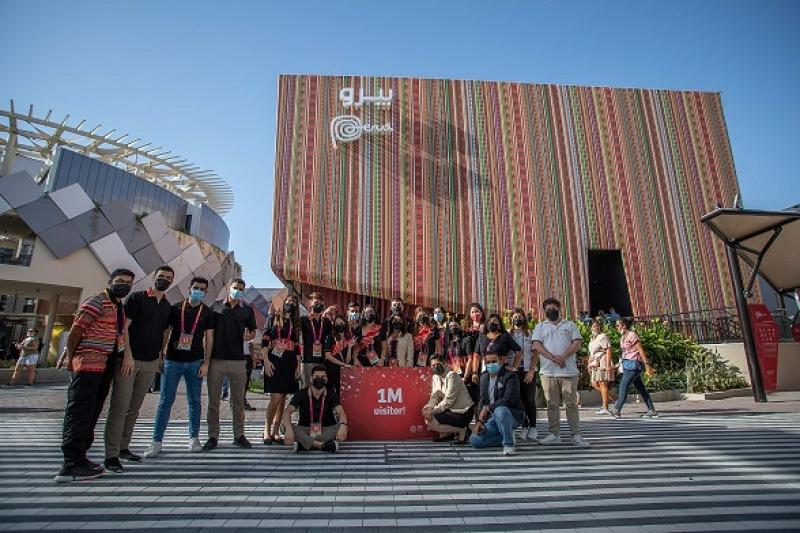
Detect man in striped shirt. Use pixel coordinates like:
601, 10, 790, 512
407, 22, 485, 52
54, 268, 136, 483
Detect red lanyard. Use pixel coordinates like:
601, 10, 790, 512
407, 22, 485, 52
310, 317, 323, 343
309, 391, 326, 425
181, 301, 203, 335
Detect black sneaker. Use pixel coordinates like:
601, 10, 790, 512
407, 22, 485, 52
54, 463, 104, 483
433, 433, 455, 443
119, 449, 142, 462
244, 402, 256, 411
233, 435, 252, 449
321, 441, 338, 453
202, 437, 218, 451
221, 392, 229, 400
103, 457, 124, 473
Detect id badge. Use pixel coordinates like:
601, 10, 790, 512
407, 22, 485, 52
417, 354, 428, 366
117, 334, 125, 353
368, 350, 379, 366
312, 342, 322, 359
310, 422, 322, 439
177, 333, 193, 351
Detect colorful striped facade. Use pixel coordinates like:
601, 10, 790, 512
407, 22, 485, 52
271, 74, 741, 317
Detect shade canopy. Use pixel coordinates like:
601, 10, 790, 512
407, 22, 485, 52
701, 208, 800, 293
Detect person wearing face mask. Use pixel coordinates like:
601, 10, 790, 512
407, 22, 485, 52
54, 268, 136, 482
469, 351, 525, 455
412, 308, 439, 367
347, 301, 362, 329
8, 327, 41, 387
300, 293, 333, 387
422, 354, 475, 444
532, 298, 589, 448
284, 366, 349, 452
510, 307, 538, 441
463, 302, 486, 386
103, 266, 174, 472
354, 305, 383, 367
325, 315, 355, 395
588, 319, 615, 415
204, 278, 258, 452
143, 277, 215, 458
262, 295, 302, 445
381, 297, 414, 339
443, 320, 470, 376
382, 315, 414, 367
431, 307, 447, 353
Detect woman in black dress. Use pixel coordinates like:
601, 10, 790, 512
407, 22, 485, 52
262, 295, 301, 445
325, 315, 355, 395
354, 304, 383, 367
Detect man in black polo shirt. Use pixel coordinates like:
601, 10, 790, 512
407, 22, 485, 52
300, 292, 332, 388
104, 265, 173, 472
143, 276, 215, 458
284, 365, 348, 452
203, 278, 257, 451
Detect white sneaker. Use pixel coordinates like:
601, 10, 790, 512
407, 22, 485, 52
518, 427, 530, 441
292, 442, 299, 453
595, 408, 611, 415
539, 433, 561, 445
527, 427, 538, 442
572, 435, 590, 448
188, 438, 202, 453
503, 445, 517, 456
143, 442, 162, 459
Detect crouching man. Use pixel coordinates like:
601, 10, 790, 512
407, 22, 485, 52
284, 365, 348, 453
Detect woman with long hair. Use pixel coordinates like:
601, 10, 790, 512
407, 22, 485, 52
510, 307, 538, 441
432, 306, 448, 355
412, 307, 439, 367
382, 314, 414, 367
354, 304, 383, 367
463, 302, 486, 386
609, 318, 658, 418
443, 319, 470, 376
325, 315, 355, 395
262, 294, 302, 445
588, 319, 615, 414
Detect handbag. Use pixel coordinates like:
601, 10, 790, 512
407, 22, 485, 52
621, 358, 642, 371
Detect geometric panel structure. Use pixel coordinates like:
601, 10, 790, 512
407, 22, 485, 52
182, 242, 205, 272
116, 222, 153, 255
166, 254, 191, 290
141, 211, 171, 242
15, 196, 68, 234
71, 208, 115, 243
48, 183, 95, 219
100, 201, 136, 231
0, 195, 11, 216
273, 74, 743, 317
152, 232, 182, 263
132, 243, 165, 276
0, 171, 43, 208
37, 220, 85, 259
89, 232, 146, 280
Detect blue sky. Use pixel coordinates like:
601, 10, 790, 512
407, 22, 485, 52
1, 0, 797, 288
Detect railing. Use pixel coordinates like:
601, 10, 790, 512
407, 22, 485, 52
633, 306, 797, 344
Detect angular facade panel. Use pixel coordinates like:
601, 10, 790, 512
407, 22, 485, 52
272, 75, 741, 317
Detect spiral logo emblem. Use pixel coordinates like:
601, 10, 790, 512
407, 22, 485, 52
330, 115, 363, 148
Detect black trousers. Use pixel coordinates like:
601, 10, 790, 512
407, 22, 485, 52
433, 405, 476, 428
61, 355, 118, 467
518, 369, 538, 428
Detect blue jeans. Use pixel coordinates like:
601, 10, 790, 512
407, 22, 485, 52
469, 406, 519, 448
153, 359, 203, 442
614, 369, 655, 413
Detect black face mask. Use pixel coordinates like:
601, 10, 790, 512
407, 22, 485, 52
283, 303, 296, 314
449, 327, 461, 337
364, 312, 376, 323
487, 322, 500, 333
312, 302, 325, 313
513, 318, 525, 327
418, 316, 429, 325
110, 283, 131, 299
154, 278, 171, 292
334, 323, 346, 333
432, 363, 446, 375
391, 305, 402, 315
392, 322, 403, 331
545, 309, 560, 322
312, 378, 327, 390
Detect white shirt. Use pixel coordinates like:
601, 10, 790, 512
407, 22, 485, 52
532, 319, 582, 377
488, 376, 498, 403
511, 329, 533, 371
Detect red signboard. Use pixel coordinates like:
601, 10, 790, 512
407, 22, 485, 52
340, 367, 435, 440
747, 304, 779, 391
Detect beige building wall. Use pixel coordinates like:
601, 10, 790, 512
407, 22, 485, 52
703, 342, 800, 392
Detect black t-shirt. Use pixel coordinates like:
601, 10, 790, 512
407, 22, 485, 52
475, 332, 521, 358
211, 299, 257, 360
290, 387, 340, 426
166, 301, 215, 362
300, 316, 332, 363
124, 290, 172, 361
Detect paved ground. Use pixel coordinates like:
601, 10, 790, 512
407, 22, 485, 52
1, 385, 799, 532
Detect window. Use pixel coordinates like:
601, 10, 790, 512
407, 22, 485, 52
22, 298, 36, 314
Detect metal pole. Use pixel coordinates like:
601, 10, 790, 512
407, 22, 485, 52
726, 244, 767, 402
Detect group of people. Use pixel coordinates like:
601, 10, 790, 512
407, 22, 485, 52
53, 267, 658, 482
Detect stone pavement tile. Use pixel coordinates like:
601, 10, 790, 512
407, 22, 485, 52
362, 518, 398, 527
257, 519, 295, 527
222, 519, 261, 527
0, 523, 52, 531
430, 517, 467, 526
